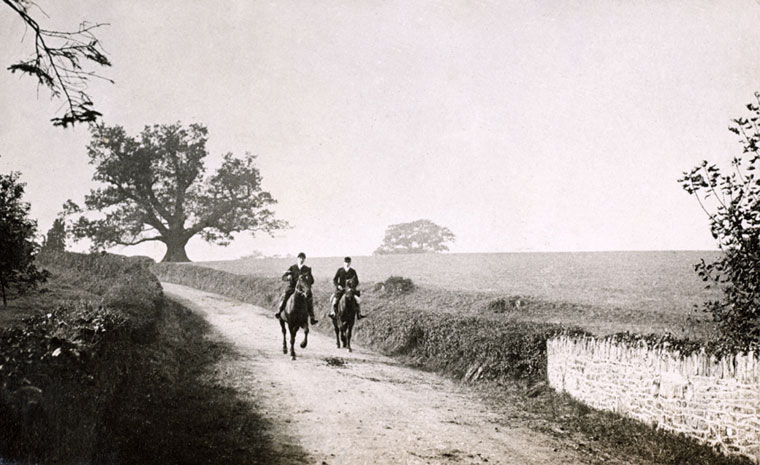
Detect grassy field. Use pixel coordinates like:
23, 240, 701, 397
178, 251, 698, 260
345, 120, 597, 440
200, 250, 722, 338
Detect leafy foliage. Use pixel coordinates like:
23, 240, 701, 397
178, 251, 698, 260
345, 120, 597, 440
66, 123, 288, 262
40, 217, 67, 253
373, 275, 416, 295
0, 251, 164, 463
678, 93, 760, 349
374, 219, 455, 254
4, 0, 112, 127
486, 296, 526, 313
0, 172, 49, 306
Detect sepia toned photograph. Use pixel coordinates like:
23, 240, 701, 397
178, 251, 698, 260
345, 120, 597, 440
1, 1, 759, 464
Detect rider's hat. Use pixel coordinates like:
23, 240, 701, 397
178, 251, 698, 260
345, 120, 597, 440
344, 256, 351, 263
297, 252, 306, 259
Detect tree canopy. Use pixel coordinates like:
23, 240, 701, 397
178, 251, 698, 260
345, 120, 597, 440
374, 219, 455, 255
0, 171, 49, 306
66, 122, 288, 262
40, 217, 67, 253
678, 92, 760, 349
4, 0, 111, 127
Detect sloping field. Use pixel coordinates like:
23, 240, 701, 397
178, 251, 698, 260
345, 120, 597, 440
201, 250, 722, 317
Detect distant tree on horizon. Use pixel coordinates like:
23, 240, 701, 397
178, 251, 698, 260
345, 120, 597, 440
3, 0, 112, 127
678, 92, 760, 348
40, 217, 67, 253
0, 171, 49, 306
374, 219, 455, 255
65, 122, 288, 262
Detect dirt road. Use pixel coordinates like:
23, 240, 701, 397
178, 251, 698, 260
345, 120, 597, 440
163, 282, 595, 465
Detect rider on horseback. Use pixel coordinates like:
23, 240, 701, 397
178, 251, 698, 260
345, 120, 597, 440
276, 252, 318, 325
329, 256, 366, 320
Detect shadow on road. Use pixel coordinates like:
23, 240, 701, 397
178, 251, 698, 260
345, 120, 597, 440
94, 301, 308, 465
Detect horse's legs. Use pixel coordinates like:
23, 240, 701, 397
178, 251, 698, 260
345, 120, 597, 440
290, 326, 297, 360
333, 321, 341, 348
346, 325, 353, 352
280, 320, 287, 354
300, 324, 308, 349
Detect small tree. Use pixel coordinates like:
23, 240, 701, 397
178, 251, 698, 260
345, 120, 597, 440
374, 219, 455, 255
678, 93, 760, 348
66, 122, 288, 262
40, 217, 67, 253
0, 172, 49, 306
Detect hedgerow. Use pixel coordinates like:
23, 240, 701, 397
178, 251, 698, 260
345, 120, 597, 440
153, 265, 575, 381
152, 262, 283, 308
0, 251, 165, 463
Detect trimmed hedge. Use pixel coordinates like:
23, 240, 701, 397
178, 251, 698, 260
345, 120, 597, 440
152, 263, 283, 309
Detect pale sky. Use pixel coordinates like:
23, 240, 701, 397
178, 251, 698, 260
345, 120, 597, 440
2, 0, 759, 261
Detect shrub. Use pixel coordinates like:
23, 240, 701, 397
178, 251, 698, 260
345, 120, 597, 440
485, 296, 527, 313
678, 93, 760, 350
374, 275, 416, 295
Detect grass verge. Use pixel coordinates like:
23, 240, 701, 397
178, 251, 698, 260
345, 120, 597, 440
94, 300, 307, 465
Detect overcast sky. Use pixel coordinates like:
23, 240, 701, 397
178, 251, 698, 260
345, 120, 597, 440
2, 0, 759, 261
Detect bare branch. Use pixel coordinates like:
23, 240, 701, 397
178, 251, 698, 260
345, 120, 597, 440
4, 0, 111, 127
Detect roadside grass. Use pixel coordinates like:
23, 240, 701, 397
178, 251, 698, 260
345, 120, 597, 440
152, 263, 747, 465
95, 300, 307, 465
1, 252, 299, 464
0, 252, 164, 463
474, 380, 754, 465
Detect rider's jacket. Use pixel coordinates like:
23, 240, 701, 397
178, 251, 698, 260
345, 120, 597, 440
283, 264, 314, 288
333, 267, 359, 289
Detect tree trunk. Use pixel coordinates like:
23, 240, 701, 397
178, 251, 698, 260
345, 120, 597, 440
161, 237, 191, 262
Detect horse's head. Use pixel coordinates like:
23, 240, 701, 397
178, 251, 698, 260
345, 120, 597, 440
344, 277, 357, 299
295, 273, 312, 297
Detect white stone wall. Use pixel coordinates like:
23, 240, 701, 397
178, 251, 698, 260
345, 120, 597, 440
547, 335, 760, 463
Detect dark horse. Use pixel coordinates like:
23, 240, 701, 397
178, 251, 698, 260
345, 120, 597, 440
279, 274, 310, 360
333, 277, 358, 352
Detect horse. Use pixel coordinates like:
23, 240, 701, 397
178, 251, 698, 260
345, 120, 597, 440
333, 277, 359, 352
279, 273, 311, 360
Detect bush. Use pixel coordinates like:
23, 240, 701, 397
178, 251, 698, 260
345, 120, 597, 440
678, 93, 760, 350
374, 275, 416, 295
485, 296, 527, 313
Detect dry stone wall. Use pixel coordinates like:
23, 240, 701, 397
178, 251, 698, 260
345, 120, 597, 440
547, 335, 760, 463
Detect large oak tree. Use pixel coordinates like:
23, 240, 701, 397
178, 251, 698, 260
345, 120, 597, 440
67, 123, 287, 262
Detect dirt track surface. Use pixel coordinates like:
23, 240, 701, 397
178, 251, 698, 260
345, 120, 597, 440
162, 283, 593, 465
